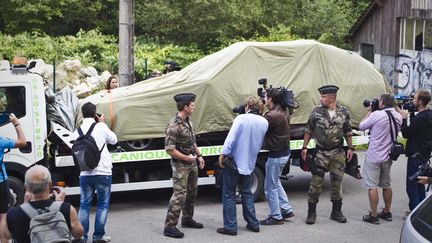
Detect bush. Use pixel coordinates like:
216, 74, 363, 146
0, 30, 206, 82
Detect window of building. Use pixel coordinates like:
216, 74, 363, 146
405, 19, 415, 50
425, 20, 432, 49
360, 43, 374, 63
401, 18, 432, 51
0, 86, 26, 126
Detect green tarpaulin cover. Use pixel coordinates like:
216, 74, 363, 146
80, 40, 391, 141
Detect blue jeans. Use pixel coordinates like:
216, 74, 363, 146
406, 157, 426, 211
222, 166, 259, 232
78, 175, 112, 241
264, 155, 292, 220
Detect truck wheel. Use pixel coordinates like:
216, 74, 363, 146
234, 167, 265, 202
8, 176, 24, 207
251, 167, 265, 201
120, 139, 154, 151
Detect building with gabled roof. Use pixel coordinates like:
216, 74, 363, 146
347, 0, 432, 96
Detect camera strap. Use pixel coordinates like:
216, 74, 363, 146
385, 111, 398, 143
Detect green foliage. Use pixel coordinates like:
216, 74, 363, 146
0, 30, 205, 81
289, 0, 364, 48
134, 39, 205, 80
0, 0, 371, 51
1, 0, 118, 35
0, 0, 374, 80
0, 30, 118, 72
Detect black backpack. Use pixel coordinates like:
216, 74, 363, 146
72, 123, 105, 171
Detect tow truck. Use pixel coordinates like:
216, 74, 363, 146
1, 59, 369, 206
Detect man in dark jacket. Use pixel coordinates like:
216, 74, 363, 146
401, 89, 432, 212
260, 88, 294, 225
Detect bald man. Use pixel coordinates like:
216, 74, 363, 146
2, 165, 83, 243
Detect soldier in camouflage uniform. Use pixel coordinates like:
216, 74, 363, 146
163, 93, 206, 238
301, 85, 353, 225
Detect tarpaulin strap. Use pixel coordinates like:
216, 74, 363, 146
108, 90, 115, 130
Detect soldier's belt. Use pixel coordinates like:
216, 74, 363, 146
316, 145, 343, 152
176, 144, 194, 155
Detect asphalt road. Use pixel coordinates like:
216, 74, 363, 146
78, 151, 417, 243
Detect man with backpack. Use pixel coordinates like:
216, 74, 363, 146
73, 102, 117, 243
0, 113, 26, 243
2, 165, 83, 243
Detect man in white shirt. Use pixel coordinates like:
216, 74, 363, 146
74, 102, 117, 243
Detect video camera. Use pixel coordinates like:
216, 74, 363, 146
363, 95, 417, 113
363, 98, 380, 112
408, 153, 432, 181
394, 95, 417, 113
233, 78, 297, 115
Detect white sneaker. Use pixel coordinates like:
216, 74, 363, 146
93, 235, 111, 243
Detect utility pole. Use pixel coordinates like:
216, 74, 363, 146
119, 0, 134, 87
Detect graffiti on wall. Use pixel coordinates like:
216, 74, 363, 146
386, 50, 432, 96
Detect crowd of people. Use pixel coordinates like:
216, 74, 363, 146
0, 83, 431, 242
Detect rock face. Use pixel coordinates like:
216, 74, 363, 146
25, 59, 112, 97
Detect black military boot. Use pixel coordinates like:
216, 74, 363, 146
163, 227, 184, 238
181, 219, 204, 229
306, 202, 317, 224
330, 200, 347, 223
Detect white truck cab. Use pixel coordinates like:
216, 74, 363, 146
0, 62, 48, 205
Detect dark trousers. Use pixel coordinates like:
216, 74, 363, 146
406, 157, 426, 211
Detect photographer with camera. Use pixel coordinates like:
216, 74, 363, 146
301, 85, 353, 225
259, 88, 294, 226
400, 89, 432, 213
2, 165, 83, 243
74, 102, 118, 243
359, 94, 402, 224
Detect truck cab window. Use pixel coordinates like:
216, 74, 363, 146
0, 86, 26, 126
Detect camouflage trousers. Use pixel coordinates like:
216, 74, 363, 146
165, 160, 198, 227
308, 149, 346, 203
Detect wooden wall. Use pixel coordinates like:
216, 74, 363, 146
352, 0, 400, 55
351, 0, 432, 55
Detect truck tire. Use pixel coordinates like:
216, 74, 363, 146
251, 166, 265, 201
234, 166, 265, 202
120, 139, 154, 151
7, 176, 24, 207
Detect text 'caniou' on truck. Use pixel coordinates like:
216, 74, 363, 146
1, 40, 390, 206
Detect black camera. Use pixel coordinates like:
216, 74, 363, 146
257, 78, 269, 100
233, 78, 297, 115
394, 95, 417, 113
49, 186, 61, 200
233, 78, 270, 114
363, 98, 380, 112
408, 163, 432, 181
232, 104, 246, 114
408, 153, 432, 181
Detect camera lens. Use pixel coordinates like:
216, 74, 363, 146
258, 78, 267, 85
363, 100, 371, 107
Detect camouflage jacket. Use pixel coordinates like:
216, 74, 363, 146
305, 104, 352, 150
165, 113, 196, 158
